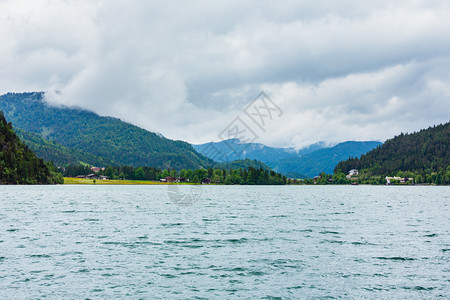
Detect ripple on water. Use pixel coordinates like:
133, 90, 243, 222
373, 257, 416, 261
28, 254, 51, 259
423, 233, 438, 237
320, 239, 344, 244
401, 286, 436, 291
351, 241, 376, 246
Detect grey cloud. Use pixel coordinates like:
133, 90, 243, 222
1, 0, 449, 147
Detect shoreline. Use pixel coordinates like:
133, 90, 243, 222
63, 178, 446, 186
63, 178, 197, 185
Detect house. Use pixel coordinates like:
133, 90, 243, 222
401, 177, 413, 184
99, 175, 108, 180
165, 176, 176, 183
177, 177, 189, 183
90, 167, 105, 173
348, 169, 359, 176
385, 176, 413, 185
86, 174, 99, 180
76, 175, 86, 179
202, 178, 212, 184
385, 176, 401, 184
160, 178, 167, 182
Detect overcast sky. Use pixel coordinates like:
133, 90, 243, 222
1, 0, 449, 148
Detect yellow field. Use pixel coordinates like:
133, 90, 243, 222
63, 177, 196, 185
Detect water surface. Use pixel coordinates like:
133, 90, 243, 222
0, 185, 449, 298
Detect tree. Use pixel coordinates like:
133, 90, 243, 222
161, 169, 169, 178
134, 167, 145, 180
185, 169, 193, 180
247, 170, 254, 185
105, 166, 114, 178
193, 175, 200, 184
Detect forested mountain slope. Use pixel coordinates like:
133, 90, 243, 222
0, 92, 213, 169
0, 111, 63, 184
15, 128, 113, 166
335, 122, 449, 175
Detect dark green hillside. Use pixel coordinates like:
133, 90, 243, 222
0, 92, 213, 169
335, 122, 449, 175
15, 128, 113, 166
0, 111, 63, 184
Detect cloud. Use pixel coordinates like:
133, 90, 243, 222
1, 0, 449, 148
260, 57, 450, 148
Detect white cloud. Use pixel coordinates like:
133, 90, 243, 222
1, 0, 449, 148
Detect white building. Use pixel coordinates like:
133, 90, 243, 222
385, 176, 413, 184
348, 169, 359, 176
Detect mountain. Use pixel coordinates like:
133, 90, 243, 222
0, 92, 214, 169
195, 138, 381, 178
219, 158, 271, 170
268, 141, 382, 178
193, 139, 329, 163
0, 111, 63, 184
193, 139, 298, 163
14, 128, 114, 167
335, 122, 449, 175
0, 92, 380, 175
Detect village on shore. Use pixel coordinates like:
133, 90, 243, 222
69, 166, 424, 186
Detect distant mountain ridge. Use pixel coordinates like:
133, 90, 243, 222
195, 139, 382, 178
194, 139, 295, 163
0, 92, 213, 169
193, 139, 329, 162
269, 141, 382, 178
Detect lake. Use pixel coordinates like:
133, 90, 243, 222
0, 185, 449, 299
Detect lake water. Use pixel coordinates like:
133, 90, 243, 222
0, 185, 449, 299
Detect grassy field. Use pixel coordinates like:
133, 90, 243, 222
63, 177, 197, 185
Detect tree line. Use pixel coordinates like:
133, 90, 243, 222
62, 165, 287, 185
289, 169, 450, 185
